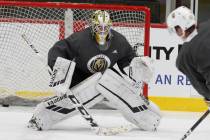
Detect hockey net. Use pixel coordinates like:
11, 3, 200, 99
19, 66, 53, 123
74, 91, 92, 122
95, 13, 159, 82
0, 1, 150, 106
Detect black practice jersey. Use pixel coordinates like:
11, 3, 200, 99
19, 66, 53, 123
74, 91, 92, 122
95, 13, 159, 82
176, 19, 210, 99
48, 27, 135, 87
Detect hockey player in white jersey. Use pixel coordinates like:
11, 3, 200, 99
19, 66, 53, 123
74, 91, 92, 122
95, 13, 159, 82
28, 10, 161, 132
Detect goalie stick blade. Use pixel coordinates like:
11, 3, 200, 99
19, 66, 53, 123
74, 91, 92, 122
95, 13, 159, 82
93, 124, 134, 136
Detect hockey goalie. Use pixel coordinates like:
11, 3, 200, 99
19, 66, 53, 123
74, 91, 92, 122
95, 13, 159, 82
28, 10, 161, 133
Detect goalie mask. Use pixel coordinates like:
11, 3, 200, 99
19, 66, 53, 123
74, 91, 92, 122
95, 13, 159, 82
91, 10, 112, 48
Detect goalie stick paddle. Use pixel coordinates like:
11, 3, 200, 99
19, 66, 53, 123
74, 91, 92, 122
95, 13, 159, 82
21, 34, 134, 135
181, 109, 210, 140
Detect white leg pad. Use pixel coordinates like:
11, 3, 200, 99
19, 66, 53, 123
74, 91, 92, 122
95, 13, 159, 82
96, 69, 161, 131
28, 73, 104, 130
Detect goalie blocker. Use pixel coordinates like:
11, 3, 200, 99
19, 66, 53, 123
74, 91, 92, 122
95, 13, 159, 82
28, 57, 161, 131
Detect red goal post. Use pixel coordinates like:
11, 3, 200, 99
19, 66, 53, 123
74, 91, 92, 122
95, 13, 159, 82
0, 1, 150, 105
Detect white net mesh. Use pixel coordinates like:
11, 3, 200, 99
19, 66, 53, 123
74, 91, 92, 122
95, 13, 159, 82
0, 2, 149, 105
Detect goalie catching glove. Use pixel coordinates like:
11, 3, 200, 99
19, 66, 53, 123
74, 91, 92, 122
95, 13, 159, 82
124, 56, 154, 83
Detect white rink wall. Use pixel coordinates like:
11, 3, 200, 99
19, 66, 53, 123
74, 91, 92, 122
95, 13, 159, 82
149, 26, 200, 98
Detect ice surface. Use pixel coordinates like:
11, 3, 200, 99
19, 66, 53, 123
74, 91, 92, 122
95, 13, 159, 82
0, 106, 210, 140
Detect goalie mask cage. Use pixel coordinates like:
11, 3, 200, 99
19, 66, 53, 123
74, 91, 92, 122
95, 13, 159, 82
0, 1, 150, 105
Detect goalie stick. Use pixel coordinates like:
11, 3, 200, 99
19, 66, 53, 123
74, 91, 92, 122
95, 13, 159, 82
181, 109, 210, 140
21, 34, 52, 75
21, 34, 134, 135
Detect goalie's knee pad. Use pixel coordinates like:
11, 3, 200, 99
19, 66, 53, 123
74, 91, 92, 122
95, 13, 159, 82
96, 69, 161, 131
28, 73, 104, 130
